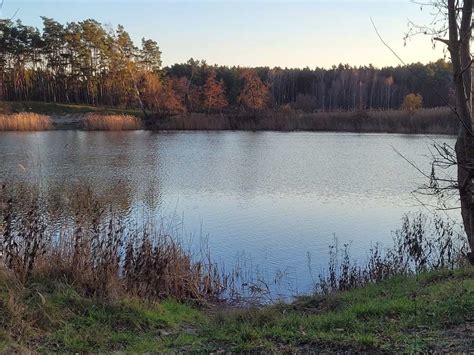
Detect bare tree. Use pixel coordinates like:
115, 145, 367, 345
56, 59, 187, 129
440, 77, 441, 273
406, 0, 474, 262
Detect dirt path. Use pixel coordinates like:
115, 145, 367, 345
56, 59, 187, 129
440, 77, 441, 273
50, 114, 84, 129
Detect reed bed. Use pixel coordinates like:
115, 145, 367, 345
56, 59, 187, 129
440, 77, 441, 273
82, 113, 142, 131
315, 213, 467, 294
154, 108, 457, 134
0, 112, 52, 131
0, 184, 468, 303
0, 186, 222, 302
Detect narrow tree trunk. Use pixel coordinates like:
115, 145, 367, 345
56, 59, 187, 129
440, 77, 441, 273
455, 135, 474, 261
449, 0, 474, 262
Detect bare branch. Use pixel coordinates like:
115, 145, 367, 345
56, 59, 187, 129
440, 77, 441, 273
434, 36, 451, 46
372, 16, 473, 135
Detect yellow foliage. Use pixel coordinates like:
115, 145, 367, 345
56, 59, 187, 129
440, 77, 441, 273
401, 93, 423, 115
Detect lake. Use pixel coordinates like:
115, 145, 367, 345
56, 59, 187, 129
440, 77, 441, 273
0, 131, 457, 297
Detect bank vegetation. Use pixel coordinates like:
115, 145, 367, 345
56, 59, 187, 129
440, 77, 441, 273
0, 185, 472, 352
0, 103, 458, 134
0, 113, 52, 131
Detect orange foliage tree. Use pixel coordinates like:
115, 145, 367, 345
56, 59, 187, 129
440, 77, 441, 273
170, 77, 202, 113
238, 69, 269, 111
202, 70, 228, 113
139, 72, 185, 115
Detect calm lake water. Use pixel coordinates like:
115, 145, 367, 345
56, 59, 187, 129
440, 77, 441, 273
0, 131, 457, 297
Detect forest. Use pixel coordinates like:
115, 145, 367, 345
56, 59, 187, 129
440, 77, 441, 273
0, 17, 453, 116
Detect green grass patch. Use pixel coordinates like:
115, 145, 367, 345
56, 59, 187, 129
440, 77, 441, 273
198, 267, 474, 352
0, 275, 204, 352
0, 267, 472, 352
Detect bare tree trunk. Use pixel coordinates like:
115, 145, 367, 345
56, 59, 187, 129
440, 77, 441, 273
456, 137, 474, 259
448, 0, 474, 261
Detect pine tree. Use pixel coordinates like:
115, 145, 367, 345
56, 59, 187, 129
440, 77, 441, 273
140, 38, 162, 73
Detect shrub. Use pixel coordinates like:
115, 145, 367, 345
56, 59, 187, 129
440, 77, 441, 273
401, 93, 423, 115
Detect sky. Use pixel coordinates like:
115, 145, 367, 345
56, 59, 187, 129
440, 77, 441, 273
1, 0, 446, 69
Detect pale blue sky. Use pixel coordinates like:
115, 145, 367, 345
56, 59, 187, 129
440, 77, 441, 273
2, 0, 445, 68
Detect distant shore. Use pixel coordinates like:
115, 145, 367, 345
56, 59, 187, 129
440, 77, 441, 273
0, 101, 458, 134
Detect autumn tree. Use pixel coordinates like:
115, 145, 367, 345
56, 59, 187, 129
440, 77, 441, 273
202, 70, 227, 113
139, 72, 184, 116
238, 69, 269, 111
156, 80, 185, 115
0, 17, 458, 113
401, 93, 423, 115
168, 76, 200, 112
138, 71, 161, 111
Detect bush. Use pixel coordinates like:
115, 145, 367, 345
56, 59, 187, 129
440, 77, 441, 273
401, 93, 423, 115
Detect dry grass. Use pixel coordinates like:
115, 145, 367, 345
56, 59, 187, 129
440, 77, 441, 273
0, 112, 52, 131
316, 213, 467, 294
82, 114, 142, 131
0, 104, 456, 133
0, 186, 222, 302
1, 182, 468, 305
153, 108, 457, 134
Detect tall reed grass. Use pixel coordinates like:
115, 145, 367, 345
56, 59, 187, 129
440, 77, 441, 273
0, 184, 467, 303
315, 213, 467, 294
0, 186, 222, 302
153, 108, 457, 134
82, 114, 142, 131
0, 113, 52, 131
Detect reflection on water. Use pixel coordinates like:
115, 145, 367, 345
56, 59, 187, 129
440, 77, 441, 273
0, 131, 457, 295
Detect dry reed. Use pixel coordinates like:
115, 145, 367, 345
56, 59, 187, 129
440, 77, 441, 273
153, 108, 457, 134
0, 186, 222, 302
0, 113, 52, 131
82, 114, 142, 131
316, 213, 467, 294
0, 184, 468, 303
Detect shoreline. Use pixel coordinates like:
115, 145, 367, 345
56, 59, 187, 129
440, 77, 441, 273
0, 102, 460, 135
0, 160, 472, 352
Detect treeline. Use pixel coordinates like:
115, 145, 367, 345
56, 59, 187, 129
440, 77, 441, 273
0, 17, 453, 115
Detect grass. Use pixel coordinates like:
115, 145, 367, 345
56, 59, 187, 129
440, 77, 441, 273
82, 113, 142, 130
0, 113, 52, 131
0, 270, 205, 353
0, 267, 471, 352
202, 267, 473, 352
